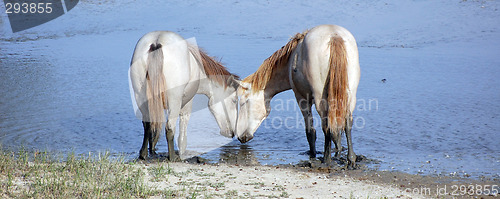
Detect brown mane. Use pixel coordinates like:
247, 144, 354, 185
190, 46, 240, 87
243, 32, 307, 92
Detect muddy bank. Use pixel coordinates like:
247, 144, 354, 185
335, 169, 500, 199
293, 162, 500, 199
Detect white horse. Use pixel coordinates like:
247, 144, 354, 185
129, 31, 240, 160
236, 25, 360, 167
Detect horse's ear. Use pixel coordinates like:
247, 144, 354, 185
235, 80, 249, 89
237, 81, 251, 95
226, 75, 237, 87
225, 76, 242, 91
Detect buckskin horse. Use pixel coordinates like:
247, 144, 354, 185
236, 25, 360, 168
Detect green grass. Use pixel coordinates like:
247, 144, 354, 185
225, 189, 238, 197
280, 191, 290, 198
245, 181, 265, 189
148, 163, 173, 182
0, 148, 165, 198
0, 148, 299, 199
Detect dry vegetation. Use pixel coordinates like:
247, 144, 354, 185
1, 147, 428, 198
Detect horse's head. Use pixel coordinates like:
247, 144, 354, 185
207, 75, 239, 138
235, 81, 269, 143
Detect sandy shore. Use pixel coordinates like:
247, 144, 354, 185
138, 162, 424, 198
1, 149, 497, 198
132, 157, 499, 199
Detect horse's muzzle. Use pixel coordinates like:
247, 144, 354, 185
237, 133, 253, 143
220, 130, 235, 138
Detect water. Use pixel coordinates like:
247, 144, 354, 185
200, 46, 500, 180
1, 0, 499, 181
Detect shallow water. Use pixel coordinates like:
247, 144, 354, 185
199, 47, 500, 180
1, 32, 499, 180
1, 0, 499, 181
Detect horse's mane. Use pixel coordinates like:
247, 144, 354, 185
190, 46, 240, 88
243, 31, 307, 92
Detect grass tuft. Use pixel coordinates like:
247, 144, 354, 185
0, 148, 157, 198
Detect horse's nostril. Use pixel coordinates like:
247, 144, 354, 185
237, 137, 247, 143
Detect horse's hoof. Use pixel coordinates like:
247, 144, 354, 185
168, 155, 181, 162
322, 158, 332, 165
347, 163, 357, 170
139, 151, 148, 160
307, 158, 321, 167
323, 161, 334, 168
308, 150, 317, 158
309, 156, 317, 161
348, 155, 357, 169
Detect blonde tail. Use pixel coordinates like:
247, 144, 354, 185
327, 36, 349, 132
146, 43, 166, 132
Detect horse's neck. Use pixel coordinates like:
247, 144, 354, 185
189, 50, 230, 99
263, 63, 291, 99
196, 65, 227, 98
187, 51, 212, 97
198, 78, 225, 98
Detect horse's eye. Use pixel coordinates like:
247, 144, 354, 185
240, 99, 249, 106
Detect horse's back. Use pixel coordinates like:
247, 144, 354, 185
303, 24, 358, 79
291, 25, 360, 112
131, 31, 186, 65
130, 31, 198, 110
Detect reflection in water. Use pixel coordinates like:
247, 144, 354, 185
217, 144, 260, 166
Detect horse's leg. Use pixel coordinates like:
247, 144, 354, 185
178, 99, 193, 157
316, 95, 334, 165
149, 123, 160, 156
151, 125, 160, 154
148, 120, 161, 156
321, 120, 333, 165
345, 115, 356, 169
165, 124, 178, 161
164, 121, 178, 161
332, 129, 342, 159
139, 121, 151, 160
166, 99, 182, 162
295, 94, 316, 158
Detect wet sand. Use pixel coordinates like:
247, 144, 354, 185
337, 169, 500, 199
140, 154, 499, 198
138, 161, 423, 198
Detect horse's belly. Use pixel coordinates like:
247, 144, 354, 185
181, 80, 199, 105
290, 67, 313, 98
